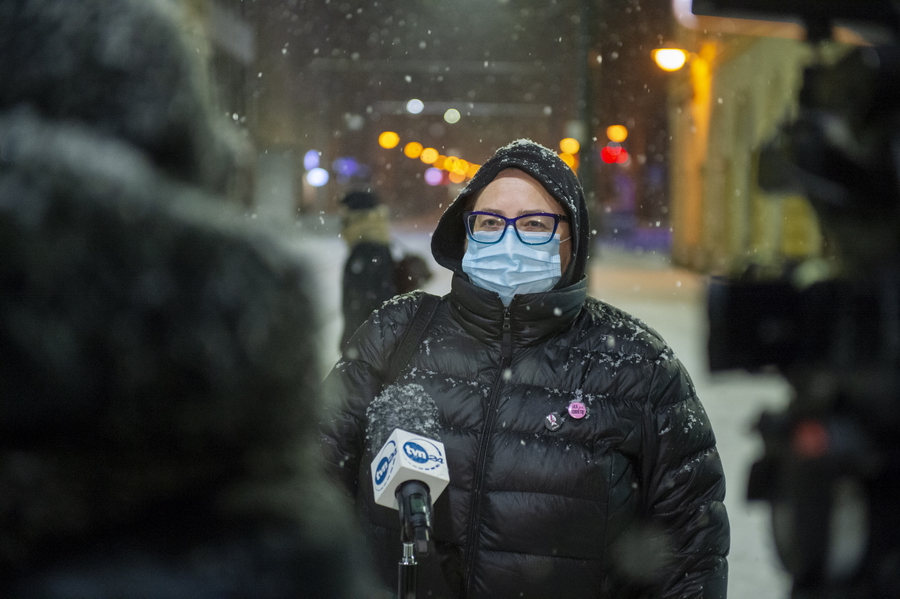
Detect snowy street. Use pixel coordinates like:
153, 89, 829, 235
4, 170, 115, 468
293, 218, 793, 598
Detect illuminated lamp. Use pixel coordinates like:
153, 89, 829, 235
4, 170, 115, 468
424, 167, 445, 186
600, 144, 629, 164
606, 125, 628, 143
378, 131, 400, 149
559, 138, 580, 155
406, 99, 425, 114
303, 149, 320, 170
652, 48, 688, 72
305, 167, 329, 187
404, 142, 424, 159
448, 171, 466, 184
420, 147, 439, 164
333, 157, 361, 177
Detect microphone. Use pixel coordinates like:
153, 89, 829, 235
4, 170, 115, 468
365, 383, 449, 557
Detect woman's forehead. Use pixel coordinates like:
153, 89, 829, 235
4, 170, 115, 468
473, 169, 561, 214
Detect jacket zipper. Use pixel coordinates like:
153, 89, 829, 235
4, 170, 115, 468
463, 306, 513, 597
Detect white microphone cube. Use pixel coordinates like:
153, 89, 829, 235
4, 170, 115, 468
371, 428, 450, 510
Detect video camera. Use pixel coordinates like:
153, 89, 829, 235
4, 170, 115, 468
697, 1, 900, 597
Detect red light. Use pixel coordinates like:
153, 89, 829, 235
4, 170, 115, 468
792, 420, 829, 458
600, 144, 629, 164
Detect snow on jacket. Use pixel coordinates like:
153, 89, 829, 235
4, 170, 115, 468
320, 139, 729, 598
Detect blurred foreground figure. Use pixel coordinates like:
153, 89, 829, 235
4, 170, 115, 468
0, 1, 374, 597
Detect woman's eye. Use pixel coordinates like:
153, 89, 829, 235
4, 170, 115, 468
521, 218, 550, 231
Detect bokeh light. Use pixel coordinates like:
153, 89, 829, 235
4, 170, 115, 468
424, 167, 444, 186
606, 125, 629, 143
444, 108, 461, 124
448, 171, 466, 184
600, 144, 630, 164
652, 48, 688, 72
378, 131, 400, 149
559, 138, 580, 154
305, 167, 329, 187
420, 147, 439, 164
406, 99, 425, 114
303, 149, 320, 170
558, 152, 576, 169
383, 134, 479, 182
404, 142, 424, 159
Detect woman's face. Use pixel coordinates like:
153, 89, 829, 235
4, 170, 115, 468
470, 168, 572, 274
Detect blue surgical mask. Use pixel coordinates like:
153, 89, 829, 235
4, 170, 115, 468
462, 231, 562, 305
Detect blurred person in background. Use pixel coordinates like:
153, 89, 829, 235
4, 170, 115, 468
0, 1, 374, 597
321, 140, 729, 598
339, 190, 397, 349
339, 189, 433, 350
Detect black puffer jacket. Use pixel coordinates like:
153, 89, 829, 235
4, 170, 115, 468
321, 140, 729, 598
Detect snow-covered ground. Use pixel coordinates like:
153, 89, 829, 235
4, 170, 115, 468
291, 220, 793, 598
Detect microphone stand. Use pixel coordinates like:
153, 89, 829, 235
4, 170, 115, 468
398, 542, 417, 599
396, 481, 434, 599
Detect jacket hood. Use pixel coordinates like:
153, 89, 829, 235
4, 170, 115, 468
431, 139, 591, 289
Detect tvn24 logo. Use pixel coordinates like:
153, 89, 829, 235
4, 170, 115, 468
403, 438, 445, 469
373, 437, 445, 490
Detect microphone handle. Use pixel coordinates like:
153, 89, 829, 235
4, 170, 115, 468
396, 480, 434, 557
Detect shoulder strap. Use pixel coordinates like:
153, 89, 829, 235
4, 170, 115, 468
385, 293, 440, 384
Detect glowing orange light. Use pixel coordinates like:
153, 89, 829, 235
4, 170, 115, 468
466, 163, 481, 178
652, 48, 688, 72
606, 125, 628, 143
559, 138, 580, 155
448, 171, 466, 184
442, 156, 460, 171
420, 147, 439, 164
378, 131, 400, 149
403, 142, 423, 159
558, 152, 576, 169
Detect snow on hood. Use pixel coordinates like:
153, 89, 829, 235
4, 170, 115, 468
431, 139, 591, 290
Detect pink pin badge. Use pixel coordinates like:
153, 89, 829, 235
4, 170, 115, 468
567, 401, 587, 419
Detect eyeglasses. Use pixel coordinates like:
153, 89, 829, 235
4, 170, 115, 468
463, 211, 568, 245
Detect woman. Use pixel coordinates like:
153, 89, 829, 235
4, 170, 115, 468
321, 139, 729, 598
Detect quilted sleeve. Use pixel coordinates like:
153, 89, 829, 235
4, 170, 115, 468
318, 293, 421, 498
641, 351, 730, 599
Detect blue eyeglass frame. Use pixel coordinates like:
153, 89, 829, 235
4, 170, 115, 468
463, 211, 568, 245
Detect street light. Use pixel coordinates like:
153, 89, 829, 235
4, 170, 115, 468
651, 43, 714, 102
652, 48, 689, 72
